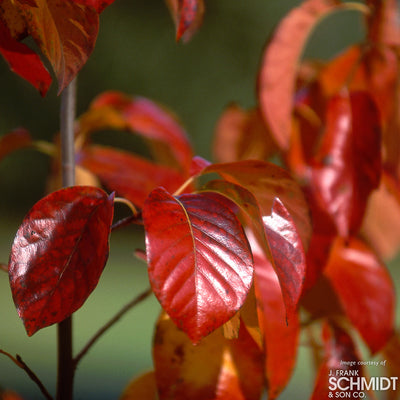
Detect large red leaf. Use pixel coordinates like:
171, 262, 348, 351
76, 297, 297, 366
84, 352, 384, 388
8, 186, 114, 336
86, 91, 193, 173
165, 0, 205, 42
309, 91, 381, 237
250, 235, 300, 400
152, 312, 264, 400
310, 322, 362, 400
324, 237, 395, 354
257, 0, 366, 150
143, 187, 253, 343
77, 145, 185, 208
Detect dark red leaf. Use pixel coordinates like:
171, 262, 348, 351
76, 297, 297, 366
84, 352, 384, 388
251, 236, 300, 400
309, 91, 381, 237
165, 0, 205, 42
0, 22, 51, 96
0, 128, 32, 161
143, 187, 253, 343
77, 145, 186, 208
8, 186, 114, 336
324, 237, 395, 354
310, 322, 362, 400
70, 0, 115, 13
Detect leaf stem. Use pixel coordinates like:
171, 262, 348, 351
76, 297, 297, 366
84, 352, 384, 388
57, 78, 77, 400
73, 287, 152, 367
0, 350, 54, 400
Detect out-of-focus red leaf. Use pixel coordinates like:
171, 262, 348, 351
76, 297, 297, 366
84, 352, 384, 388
70, 0, 115, 13
310, 322, 362, 400
87, 91, 193, 173
143, 187, 253, 343
7, 0, 100, 92
153, 312, 264, 400
324, 237, 395, 354
309, 91, 381, 237
8, 186, 114, 336
204, 160, 312, 249
0, 128, 32, 161
119, 371, 158, 400
213, 104, 277, 163
250, 235, 299, 400
258, 0, 362, 150
382, 332, 400, 400
190, 155, 211, 176
366, 0, 400, 46
165, 0, 205, 42
77, 145, 185, 208
1, 390, 25, 400
0, 21, 51, 96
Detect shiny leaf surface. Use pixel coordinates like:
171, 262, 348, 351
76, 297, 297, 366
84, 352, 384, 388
143, 187, 253, 343
9, 186, 114, 335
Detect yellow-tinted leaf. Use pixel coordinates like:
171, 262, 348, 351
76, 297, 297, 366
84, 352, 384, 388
119, 371, 157, 400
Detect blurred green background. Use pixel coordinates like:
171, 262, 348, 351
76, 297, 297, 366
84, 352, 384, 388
1, 0, 393, 399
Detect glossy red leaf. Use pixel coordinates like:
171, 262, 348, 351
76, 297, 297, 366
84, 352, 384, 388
8, 186, 114, 336
165, 0, 205, 42
310, 322, 362, 400
310, 91, 381, 237
324, 237, 395, 354
77, 145, 185, 208
0, 20, 51, 96
153, 312, 264, 400
251, 236, 300, 400
258, 0, 366, 150
87, 91, 193, 173
143, 187, 253, 343
0, 128, 32, 161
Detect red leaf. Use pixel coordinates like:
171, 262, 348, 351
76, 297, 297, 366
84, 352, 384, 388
0, 22, 51, 96
310, 322, 362, 400
165, 0, 205, 42
70, 0, 115, 13
143, 187, 253, 343
8, 186, 114, 336
263, 198, 306, 318
324, 237, 395, 354
77, 145, 186, 208
251, 237, 300, 400
258, 0, 366, 150
88, 91, 193, 173
309, 91, 381, 237
153, 312, 264, 400
0, 128, 32, 161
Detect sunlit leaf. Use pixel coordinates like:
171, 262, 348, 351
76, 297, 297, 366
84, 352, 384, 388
258, 0, 367, 150
119, 371, 157, 400
324, 237, 395, 354
143, 187, 253, 343
153, 312, 264, 400
9, 186, 114, 336
310, 322, 362, 400
165, 0, 205, 42
0, 128, 32, 161
77, 145, 186, 208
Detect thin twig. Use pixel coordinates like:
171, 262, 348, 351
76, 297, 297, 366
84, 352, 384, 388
73, 287, 152, 368
0, 350, 54, 400
111, 212, 142, 231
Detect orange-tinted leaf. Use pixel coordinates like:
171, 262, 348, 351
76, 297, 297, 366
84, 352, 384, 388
143, 187, 253, 343
204, 160, 312, 248
324, 237, 395, 354
1, 390, 25, 400
88, 91, 193, 173
0, 19, 51, 96
310, 322, 362, 400
0, 128, 32, 161
382, 332, 400, 400
13, 0, 100, 92
153, 312, 264, 400
258, 0, 357, 150
9, 186, 114, 336
165, 0, 205, 42
213, 104, 277, 163
77, 145, 185, 208
309, 91, 381, 237
119, 371, 157, 400
251, 238, 299, 400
